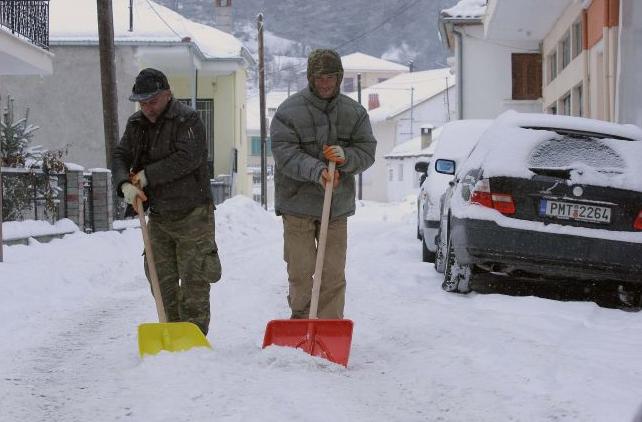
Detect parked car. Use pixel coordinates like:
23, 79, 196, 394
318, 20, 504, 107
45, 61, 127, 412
415, 120, 492, 263
437, 111, 642, 295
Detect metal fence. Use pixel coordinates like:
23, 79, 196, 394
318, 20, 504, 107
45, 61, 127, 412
1, 167, 65, 223
0, 0, 50, 50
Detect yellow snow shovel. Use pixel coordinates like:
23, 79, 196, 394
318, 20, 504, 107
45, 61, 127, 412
135, 199, 211, 356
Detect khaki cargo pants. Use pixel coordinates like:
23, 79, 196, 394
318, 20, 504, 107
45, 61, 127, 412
282, 214, 347, 319
144, 204, 222, 335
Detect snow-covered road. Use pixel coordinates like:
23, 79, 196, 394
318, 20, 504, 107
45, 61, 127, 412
1, 196, 641, 421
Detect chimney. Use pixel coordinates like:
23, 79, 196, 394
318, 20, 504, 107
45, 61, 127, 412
420, 124, 434, 150
368, 93, 380, 110
213, 0, 234, 34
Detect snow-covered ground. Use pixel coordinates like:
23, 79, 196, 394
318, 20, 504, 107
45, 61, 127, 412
1, 196, 642, 422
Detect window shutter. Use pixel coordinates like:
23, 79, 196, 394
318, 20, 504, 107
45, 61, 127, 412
512, 53, 542, 100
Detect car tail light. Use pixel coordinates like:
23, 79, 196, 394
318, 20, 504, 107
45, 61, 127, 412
634, 211, 642, 230
470, 179, 515, 215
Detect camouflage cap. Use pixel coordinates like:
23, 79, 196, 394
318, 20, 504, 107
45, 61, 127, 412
307, 49, 344, 98
307, 49, 344, 81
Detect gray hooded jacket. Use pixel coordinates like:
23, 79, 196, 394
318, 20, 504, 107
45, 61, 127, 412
270, 87, 377, 219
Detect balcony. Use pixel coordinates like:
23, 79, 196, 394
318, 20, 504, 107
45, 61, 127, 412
0, 0, 49, 49
0, 0, 52, 75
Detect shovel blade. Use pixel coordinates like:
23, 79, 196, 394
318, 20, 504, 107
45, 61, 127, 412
138, 322, 211, 357
263, 319, 354, 367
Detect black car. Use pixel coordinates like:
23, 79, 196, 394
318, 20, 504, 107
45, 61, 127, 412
438, 112, 642, 298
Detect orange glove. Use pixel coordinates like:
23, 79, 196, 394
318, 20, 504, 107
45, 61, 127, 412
319, 168, 340, 189
323, 144, 346, 165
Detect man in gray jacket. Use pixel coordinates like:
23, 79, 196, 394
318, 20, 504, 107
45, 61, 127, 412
270, 49, 377, 319
112, 68, 221, 335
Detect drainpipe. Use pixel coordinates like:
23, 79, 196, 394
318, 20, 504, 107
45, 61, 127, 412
453, 28, 464, 120
603, 0, 611, 121
582, 9, 590, 117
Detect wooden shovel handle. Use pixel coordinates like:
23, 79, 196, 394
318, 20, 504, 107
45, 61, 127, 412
309, 161, 336, 319
136, 200, 167, 323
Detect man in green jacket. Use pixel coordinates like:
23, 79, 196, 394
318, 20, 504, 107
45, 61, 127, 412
270, 49, 377, 319
112, 68, 221, 335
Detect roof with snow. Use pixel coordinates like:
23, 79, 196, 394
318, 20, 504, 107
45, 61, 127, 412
441, 0, 487, 20
49, 0, 251, 62
385, 127, 444, 159
349, 68, 455, 123
341, 52, 409, 73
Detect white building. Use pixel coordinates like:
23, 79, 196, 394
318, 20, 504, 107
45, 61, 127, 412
439, 0, 542, 119
340, 52, 409, 93
384, 125, 441, 202
0, 0, 254, 195
349, 68, 456, 202
440, 0, 632, 125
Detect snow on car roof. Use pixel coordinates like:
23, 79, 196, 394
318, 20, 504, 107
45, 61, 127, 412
458, 111, 642, 192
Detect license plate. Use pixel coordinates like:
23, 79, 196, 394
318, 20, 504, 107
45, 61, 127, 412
539, 199, 612, 224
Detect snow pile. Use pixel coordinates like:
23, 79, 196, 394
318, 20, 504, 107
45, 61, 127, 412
2, 196, 642, 421
2, 218, 79, 241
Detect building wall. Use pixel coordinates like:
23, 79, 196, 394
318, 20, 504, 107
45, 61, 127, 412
457, 25, 541, 119
385, 156, 428, 203
542, 1, 585, 116
394, 90, 456, 144
342, 70, 405, 92
616, 0, 642, 127
0, 45, 138, 169
584, 0, 619, 121
362, 119, 395, 202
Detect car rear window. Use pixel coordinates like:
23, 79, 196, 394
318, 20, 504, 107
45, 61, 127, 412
528, 136, 625, 171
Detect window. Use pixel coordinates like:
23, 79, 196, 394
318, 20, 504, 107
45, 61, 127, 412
215, 0, 231, 6
511, 53, 542, 100
572, 20, 582, 59
573, 84, 583, 116
548, 51, 557, 83
561, 93, 571, 116
177, 99, 214, 170
388, 168, 394, 182
250, 136, 272, 156
560, 32, 571, 69
398, 164, 404, 182
343, 77, 354, 92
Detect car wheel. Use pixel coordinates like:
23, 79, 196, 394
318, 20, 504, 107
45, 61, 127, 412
434, 232, 446, 273
422, 238, 436, 263
442, 238, 473, 293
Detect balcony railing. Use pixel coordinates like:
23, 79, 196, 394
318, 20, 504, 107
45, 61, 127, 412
0, 0, 49, 50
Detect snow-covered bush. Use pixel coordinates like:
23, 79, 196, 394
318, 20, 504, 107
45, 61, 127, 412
1, 96, 66, 221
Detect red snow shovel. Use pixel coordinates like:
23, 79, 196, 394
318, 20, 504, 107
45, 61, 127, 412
135, 199, 211, 356
263, 161, 354, 367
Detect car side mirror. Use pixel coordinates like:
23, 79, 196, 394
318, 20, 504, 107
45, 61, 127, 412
435, 159, 455, 175
414, 160, 429, 174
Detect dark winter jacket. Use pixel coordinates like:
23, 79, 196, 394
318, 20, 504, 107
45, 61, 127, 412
270, 87, 377, 219
112, 99, 212, 214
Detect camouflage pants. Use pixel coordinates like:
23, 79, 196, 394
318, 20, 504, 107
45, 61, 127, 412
282, 214, 347, 319
144, 204, 221, 335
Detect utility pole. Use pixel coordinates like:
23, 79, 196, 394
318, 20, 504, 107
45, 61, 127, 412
96, 0, 119, 169
357, 73, 363, 200
257, 13, 267, 209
